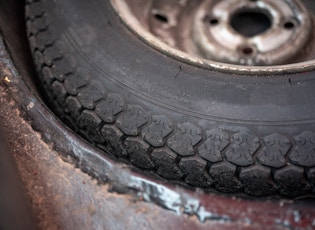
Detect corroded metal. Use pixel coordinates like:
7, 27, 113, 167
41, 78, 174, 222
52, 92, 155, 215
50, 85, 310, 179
193, 0, 311, 65
0, 129, 37, 230
112, 0, 315, 73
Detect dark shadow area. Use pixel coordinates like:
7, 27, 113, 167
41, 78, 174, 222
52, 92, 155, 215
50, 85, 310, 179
230, 9, 271, 37
0, 0, 40, 91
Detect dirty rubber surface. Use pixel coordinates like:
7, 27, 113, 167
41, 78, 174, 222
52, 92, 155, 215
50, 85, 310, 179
0, 37, 315, 229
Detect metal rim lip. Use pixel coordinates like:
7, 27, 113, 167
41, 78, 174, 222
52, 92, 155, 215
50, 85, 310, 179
111, 0, 315, 75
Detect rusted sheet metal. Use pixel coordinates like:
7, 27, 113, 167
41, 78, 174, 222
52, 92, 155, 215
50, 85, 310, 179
0, 127, 37, 230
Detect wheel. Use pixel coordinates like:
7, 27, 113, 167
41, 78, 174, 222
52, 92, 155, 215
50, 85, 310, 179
25, 0, 315, 197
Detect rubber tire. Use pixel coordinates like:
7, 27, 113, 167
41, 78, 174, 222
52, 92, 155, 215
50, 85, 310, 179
25, 0, 315, 197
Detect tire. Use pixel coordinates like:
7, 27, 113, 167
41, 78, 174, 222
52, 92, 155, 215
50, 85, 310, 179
25, 0, 315, 197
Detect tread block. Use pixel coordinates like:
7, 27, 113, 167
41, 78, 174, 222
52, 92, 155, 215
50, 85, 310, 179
209, 161, 242, 193
308, 168, 315, 192
43, 46, 63, 66
78, 81, 105, 109
226, 133, 260, 166
167, 123, 202, 156
142, 115, 173, 147
116, 105, 148, 136
240, 165, 276, 196
26, 1, 44, 19
179, 157, 212, 188
51, 81, 67, 105
26, 20, 37, 36
78, 110, 102, 130
51, 56, 76, 81
96, 94, 124, 123
26, 20, 33, 36
101, 125, 126, 157
41, 67, 54, 85
65, 96, 83, 118
34, 50, 44, 71
28, 35, 37, 51
274, 166, 311, 196
36, 30, 55, 51
124, 138, 155, 169
257, 133, 291, 168
290, 131, 315, 167
64, 72, 90, 95
78, 111, 103, 143
151, 149, 183, 180
32, 16, 48, 33
198, 129, 229, 163
25, 5, 31, 19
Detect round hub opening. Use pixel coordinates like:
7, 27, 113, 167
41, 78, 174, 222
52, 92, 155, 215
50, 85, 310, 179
230, 9, 272, 37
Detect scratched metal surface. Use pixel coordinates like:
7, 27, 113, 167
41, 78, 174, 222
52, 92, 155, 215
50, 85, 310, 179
0, 0, 315, 229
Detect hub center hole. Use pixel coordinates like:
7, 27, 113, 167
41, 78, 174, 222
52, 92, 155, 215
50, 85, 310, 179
230, 9, 272, 37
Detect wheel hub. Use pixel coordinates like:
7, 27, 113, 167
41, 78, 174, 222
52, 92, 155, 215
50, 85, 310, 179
111, 0, 314, 72
193, 0, 310, 65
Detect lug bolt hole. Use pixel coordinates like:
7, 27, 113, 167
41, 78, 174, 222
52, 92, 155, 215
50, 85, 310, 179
204, 15, 219, 26
210, 18, 219, 25
284, 21, 295, 30
242, 47, 254, 55
153, 12, 169, 23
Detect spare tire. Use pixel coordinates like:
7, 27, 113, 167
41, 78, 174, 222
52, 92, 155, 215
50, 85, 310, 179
25, 0, 315, 197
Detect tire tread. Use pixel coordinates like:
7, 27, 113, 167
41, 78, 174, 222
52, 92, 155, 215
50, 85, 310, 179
25, 0, 315, 197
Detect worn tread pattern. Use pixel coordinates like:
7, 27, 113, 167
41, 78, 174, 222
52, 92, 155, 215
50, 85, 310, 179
240, 165, 276, 196
209, 162, 242, 193
198, 129, 229, 163
257, 133, 291, 168
26, 0, 315, 197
